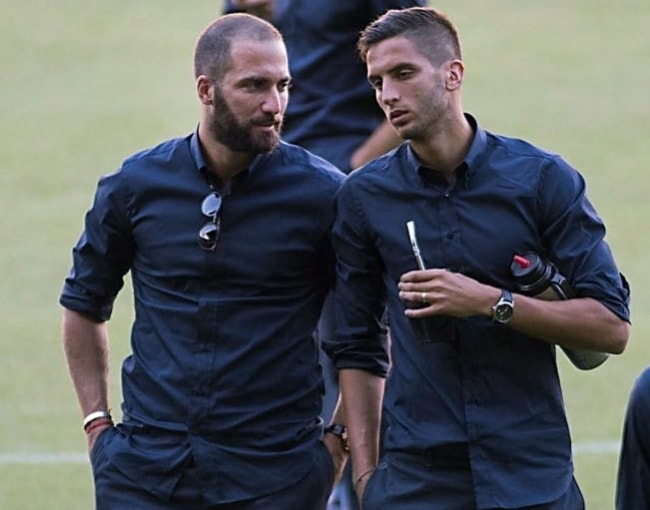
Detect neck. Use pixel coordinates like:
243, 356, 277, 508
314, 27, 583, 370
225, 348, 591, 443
410, 113, 473, 178
198, 124, 255, 183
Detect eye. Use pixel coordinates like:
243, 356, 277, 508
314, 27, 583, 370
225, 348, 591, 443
241, 78, 268, 92
278, 80, 292, 92
368, 78, 382, 90
397, 69, 413, 80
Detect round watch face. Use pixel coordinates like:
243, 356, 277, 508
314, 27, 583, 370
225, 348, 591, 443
494, 303, 514, 322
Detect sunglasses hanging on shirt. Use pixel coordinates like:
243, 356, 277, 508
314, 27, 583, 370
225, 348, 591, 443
197, 192, 222, 251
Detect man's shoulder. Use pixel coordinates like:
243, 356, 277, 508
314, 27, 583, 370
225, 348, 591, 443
344, 146, 403, 186
121, 135, 191, 170
486, 130, 562, 164
275, 141, 346, 184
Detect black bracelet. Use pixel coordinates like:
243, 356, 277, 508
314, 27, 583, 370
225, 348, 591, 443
324, 423, 349, 452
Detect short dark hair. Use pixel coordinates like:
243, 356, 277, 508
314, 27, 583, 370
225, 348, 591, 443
358, 7, 462, 66
194, 13, 283, 81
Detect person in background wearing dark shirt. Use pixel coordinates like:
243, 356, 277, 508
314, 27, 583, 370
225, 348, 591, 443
328, 6, 631, 509
222, 3, 424, 509
616, 366, 650, 509
60, 13, 346, 510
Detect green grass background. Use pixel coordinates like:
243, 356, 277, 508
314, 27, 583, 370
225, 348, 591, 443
0, 1, 647, 508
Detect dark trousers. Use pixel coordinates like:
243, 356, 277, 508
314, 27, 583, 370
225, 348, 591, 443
91, 429, 333, 510
361, 449, 584, 510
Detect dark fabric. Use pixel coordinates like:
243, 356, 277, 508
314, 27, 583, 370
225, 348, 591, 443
223, 0, 426, 172
616, 366, 650, 510
362, 450, 584, 510
61, 131, 344, 504
330, 114, 630, 508
220, 3, 423, 509
91, 426, 335, 509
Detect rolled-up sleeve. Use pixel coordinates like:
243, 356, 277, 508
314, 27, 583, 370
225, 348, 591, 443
326, 181, 389, 377
538, 156, 631, 322
59, 170, 134, 322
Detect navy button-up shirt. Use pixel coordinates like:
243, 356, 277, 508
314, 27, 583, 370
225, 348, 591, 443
60, 132, 344, 503
329, 115, 630, 508
223, 0, 426, 172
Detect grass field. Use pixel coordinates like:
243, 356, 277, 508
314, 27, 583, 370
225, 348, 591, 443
1, 1, 648, 508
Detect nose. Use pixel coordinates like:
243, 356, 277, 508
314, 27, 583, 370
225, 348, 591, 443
262, 87, 283, 115
380, 79, 399, 106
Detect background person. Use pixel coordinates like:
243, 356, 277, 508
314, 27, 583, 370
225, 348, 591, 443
616, 366, 650, 509
60, 13, 346, 509
329, 6, 631, 509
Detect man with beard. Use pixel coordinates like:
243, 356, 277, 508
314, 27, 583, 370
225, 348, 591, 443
221, 3, 424, 510
328, 6, 630, 509
60, 13, 346, 510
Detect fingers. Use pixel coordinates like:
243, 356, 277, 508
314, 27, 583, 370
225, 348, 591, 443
399, 268, 448, 284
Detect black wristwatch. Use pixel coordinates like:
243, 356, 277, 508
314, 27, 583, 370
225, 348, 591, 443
492, 289, 514, 324
324, 423, 349, 452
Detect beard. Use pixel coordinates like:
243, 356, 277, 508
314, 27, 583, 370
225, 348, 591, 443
398, 77, 449, 142
206, 85, 283, 154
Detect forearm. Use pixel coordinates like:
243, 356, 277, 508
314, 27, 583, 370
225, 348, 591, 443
61, 308, 111, 417
350, 120, 402, 170
508, 294, 629, 354
339, 368, 385, 477
399, 269, 629, 354
226, 0, 274, 20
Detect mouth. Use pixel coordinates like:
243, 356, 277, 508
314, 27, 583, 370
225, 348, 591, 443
253, 116, 281, 129
389, 109, 409, 126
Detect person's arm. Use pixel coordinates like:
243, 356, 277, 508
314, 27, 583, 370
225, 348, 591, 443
399, 268, 629, 354
223, 0, 274, 20
62, 308, 113, 452
321, 397, 350, 484
327, 178, 390, 502
338, 368, 385, 503
349, 120, 403, 170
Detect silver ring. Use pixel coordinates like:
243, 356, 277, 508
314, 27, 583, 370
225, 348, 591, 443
420, 292, 427, 303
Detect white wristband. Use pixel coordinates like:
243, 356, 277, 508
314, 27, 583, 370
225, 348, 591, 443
82, 410, 112, 429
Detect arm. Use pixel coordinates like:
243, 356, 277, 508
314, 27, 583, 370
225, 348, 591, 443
223, 0, 274, 20
349, 120, 403, 170
339, 368, 385, 503
62, 308, 113, 451
321, 397, 349, 484
399, 269, 629, 354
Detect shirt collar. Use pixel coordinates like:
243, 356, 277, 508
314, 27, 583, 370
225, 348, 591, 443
189, 128, 275, 189
404, 113, 488, 187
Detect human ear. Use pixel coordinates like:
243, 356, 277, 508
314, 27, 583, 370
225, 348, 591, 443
196, 75, 213, 105
446, 60, 464, 91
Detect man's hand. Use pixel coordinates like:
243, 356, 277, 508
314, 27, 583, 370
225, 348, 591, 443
230, 0, 274, 20
87, 422, 113, 455
399, 268, 498, 319
322, 432, 348, 484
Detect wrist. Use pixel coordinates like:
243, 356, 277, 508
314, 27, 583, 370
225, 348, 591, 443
324, 423, 349, 452
84, 418, 113, 435
353, 467, 376, 488
83, 410, 113, 432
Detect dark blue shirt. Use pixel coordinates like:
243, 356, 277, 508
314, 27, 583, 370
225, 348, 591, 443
329, 115, 630, 508
224, 0, 425, 172
60, 132, 344, 503
616, 366, 650, 509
